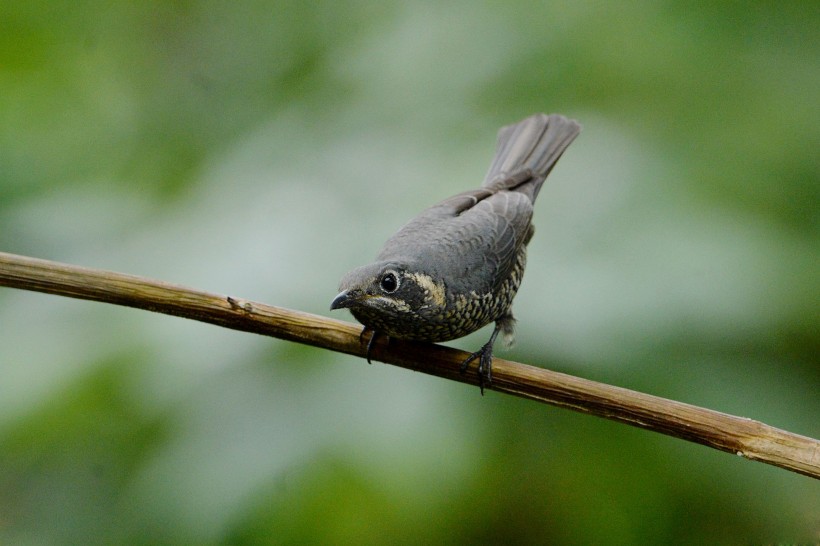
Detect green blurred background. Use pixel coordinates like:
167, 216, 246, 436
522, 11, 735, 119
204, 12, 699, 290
1, 1, 818, 544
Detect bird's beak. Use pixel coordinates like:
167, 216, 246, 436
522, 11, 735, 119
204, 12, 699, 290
330, 290, 355, 310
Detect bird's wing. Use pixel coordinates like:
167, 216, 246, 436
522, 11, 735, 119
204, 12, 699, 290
378, 187, 533, 295
375, 113, 581, 295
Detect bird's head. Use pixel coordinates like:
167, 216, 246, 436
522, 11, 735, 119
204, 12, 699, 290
330, 261, 447, 330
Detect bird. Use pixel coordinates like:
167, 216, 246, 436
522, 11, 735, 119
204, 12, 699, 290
330, 113, 581, 393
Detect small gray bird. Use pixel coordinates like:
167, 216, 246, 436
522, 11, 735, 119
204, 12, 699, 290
331, 113, 581, 393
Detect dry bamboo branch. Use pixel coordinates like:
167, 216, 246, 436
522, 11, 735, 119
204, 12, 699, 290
0, 251, 817, 479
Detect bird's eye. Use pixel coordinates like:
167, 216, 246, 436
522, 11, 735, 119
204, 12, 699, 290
380, 272, 399, 293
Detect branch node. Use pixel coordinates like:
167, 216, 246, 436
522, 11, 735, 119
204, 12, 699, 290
227, 296, 253, 313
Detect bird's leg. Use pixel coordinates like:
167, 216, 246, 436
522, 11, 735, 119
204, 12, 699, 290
460, 324, 502, 395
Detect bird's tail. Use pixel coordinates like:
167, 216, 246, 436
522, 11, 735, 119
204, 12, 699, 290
483, 113, 581, 202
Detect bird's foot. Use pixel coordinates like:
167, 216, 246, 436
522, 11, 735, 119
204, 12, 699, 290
460, 340, 495, 395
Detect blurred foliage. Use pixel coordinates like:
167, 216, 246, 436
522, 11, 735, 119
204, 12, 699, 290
0, 1, 818, 544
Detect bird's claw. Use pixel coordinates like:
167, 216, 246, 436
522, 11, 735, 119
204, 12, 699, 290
460, 341, 494, 395
360, 327, 382, 364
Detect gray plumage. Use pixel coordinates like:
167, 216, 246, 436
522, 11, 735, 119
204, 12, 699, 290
331, 113, 581, 392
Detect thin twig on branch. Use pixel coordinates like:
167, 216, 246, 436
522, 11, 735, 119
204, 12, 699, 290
0, 251, 817, 479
